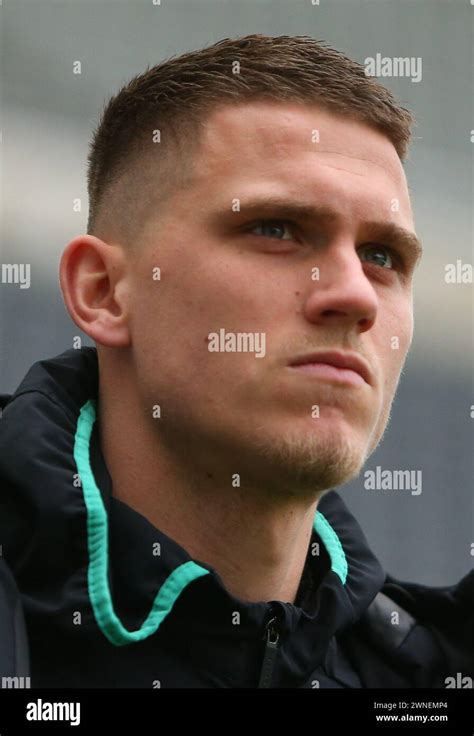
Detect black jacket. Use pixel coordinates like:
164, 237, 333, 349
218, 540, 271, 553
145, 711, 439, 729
0, 557, 30, 681
0, 347, 473, 688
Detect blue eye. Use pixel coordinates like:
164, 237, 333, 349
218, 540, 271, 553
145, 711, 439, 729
359, 244, 394, 269
251, 220, 294, 241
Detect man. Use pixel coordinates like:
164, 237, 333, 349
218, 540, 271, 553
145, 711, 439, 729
0, 34, 472, 688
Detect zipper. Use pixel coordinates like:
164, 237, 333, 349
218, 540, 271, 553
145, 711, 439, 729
258, 608, 281, 688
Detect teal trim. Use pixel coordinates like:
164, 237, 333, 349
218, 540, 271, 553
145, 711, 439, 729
74, 398, 348, 646
74, 399, 210, 647
314, 510, 348, 585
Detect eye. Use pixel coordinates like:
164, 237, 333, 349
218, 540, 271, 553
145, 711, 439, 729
359, 244, 394, 269
249, 220, 295, 241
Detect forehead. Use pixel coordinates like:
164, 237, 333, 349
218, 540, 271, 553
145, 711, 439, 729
190, 101, 413, 224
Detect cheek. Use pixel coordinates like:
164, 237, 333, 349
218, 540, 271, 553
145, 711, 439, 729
128, 252, 265, 386
379, 299, 413, 390
396, 298, 414, 354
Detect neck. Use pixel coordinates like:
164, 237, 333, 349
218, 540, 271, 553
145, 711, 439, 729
97, 360, 321, 604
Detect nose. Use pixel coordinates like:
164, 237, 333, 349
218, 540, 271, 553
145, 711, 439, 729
303, 241, 378, 334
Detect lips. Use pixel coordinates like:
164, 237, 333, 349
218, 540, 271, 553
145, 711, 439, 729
288, 351, 372, 385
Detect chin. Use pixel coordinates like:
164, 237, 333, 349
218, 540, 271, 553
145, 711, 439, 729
252, 422, 369, 495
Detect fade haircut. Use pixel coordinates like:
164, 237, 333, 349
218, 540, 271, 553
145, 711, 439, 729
86, 34, 415, 244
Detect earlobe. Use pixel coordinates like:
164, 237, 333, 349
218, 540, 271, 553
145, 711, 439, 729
59, 234, 131, 348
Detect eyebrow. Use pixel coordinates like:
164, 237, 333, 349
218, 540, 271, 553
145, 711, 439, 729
214, 195, 423, 264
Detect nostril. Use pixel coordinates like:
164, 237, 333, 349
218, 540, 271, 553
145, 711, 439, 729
358, 316, 375, 330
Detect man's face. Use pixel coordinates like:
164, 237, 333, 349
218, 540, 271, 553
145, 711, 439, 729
125, 102, 420, 495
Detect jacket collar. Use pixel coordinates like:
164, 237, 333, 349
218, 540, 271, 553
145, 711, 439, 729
0, 347, 386, 685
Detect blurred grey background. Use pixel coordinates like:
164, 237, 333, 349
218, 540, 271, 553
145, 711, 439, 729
1, 0, 472, 585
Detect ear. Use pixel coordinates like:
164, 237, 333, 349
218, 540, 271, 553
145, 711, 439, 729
59, 234, 131, 348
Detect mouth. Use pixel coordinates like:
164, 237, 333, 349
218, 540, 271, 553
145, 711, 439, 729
287, 350, 372, 387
